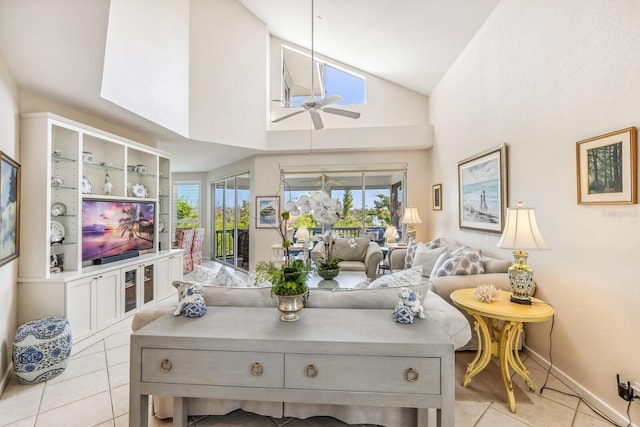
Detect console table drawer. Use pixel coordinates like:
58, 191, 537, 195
285, 354, 440, 394
141, 349, 284, 388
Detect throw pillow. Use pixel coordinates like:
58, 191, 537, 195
434, 251, 485, 277
411, 244, 448, 277
403, 237, 445, 269
333, 236, 369, 261
368, 266, 424, 288
429, 251, 451, 278
403, 239, 419, 269
193, 264, 218, 285
212, 267, 247, 287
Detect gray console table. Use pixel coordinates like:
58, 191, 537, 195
129, 307, 455, 427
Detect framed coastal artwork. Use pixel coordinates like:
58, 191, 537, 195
576, 127, 637, 205
432, 184, 442, 211
0, 152, 20, 266
255, 196, 280, 228
458, 144, 507, 234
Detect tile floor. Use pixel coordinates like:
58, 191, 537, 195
0, 262, 621, 426
0, 321, 619, 427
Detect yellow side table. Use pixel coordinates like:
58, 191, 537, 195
450, 288, 554, 413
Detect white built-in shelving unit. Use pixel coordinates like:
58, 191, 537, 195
18, 113, 183, 351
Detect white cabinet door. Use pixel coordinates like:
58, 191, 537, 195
66, 277, 94, 342
95, 270, 121, 331
156, 252, 183, 301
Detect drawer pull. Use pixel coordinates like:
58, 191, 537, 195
305, 364, 318, 378
251, 362, 264, 376
405, 368, 419, 382
160, 359, 173, 373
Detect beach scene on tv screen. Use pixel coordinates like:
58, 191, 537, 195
82, 201, 154, 261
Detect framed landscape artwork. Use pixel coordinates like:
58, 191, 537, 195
255, 196, 280, 228
576, 127, 637, 205
0, 152, 20, 267
432, 184, 442, 211
458, 144, 507, 234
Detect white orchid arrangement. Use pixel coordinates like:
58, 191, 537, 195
285, 191, 342, 225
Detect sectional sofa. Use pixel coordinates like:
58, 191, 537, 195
131, 246, 513, 425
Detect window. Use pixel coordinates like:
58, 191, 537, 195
282, 170, 405, 243
173, 182, 200, 232
282, 46, 365, 105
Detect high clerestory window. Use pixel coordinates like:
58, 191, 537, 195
282, 46, 366, 105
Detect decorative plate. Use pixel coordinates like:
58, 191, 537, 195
158, 218, 165, 232
51, 202, 67, 217
81, 176, 92, 195
50, 220, 65, 244
132, 183, 148, 198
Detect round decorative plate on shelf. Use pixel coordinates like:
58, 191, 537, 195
81, 176, 92, 195
132, 183, 148, 198
158, 218, 165, 232
51, 202, 67, 217
50, 220, 65, 244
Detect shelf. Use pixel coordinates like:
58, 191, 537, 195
51, 185, 77, 191
51, 155, 76, 163
83, 162, 124, 172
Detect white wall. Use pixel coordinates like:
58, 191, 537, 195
188, 0, 268, 149
429, 1, 640, 423
0, 52, 20, 392
102, 0, 190, 136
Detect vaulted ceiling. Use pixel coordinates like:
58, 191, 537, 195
0, 0, 499, 171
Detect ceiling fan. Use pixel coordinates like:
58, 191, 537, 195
271, 0, 360, 130
301, 173, 344, 186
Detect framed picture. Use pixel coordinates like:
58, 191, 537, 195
576, 127, 637, 205
255, 196, 280, 228
432, 184, 442, 211
458, 144, 507, 234
0, 152, 20, 266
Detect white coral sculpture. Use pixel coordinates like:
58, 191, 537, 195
474, 283, 500, 303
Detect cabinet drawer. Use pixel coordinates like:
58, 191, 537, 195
285, 354, 440, 394
141, 349, 284, 388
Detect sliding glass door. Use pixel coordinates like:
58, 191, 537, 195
212, 173, 250, 270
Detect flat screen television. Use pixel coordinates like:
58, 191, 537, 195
82, 200, 155, 263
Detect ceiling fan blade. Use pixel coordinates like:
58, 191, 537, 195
316, 94, 343, 107
272, 109, 305, 123
309, 110, 324, 130
322, 107, 361, 119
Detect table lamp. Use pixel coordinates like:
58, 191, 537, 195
401, 206, 422, 242
383, 226, 399, 244
294, 227, 309, 243
496, 202, 549, 304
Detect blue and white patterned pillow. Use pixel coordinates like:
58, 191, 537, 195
368, 266, 424, 288
404, 237, 445, 269
434, 251, 485, 277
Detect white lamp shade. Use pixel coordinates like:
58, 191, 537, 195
295, 227, 309, 240
497, 205, 549, 250
401, 206, 422, 224
383, 226, 398, 239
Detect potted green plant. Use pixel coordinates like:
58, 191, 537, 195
255, 259, 312, 321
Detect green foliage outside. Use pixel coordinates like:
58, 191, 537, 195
177, 199, 199, 229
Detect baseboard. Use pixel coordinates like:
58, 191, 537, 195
525, 346, 637, 427
0, 362, 13, 396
